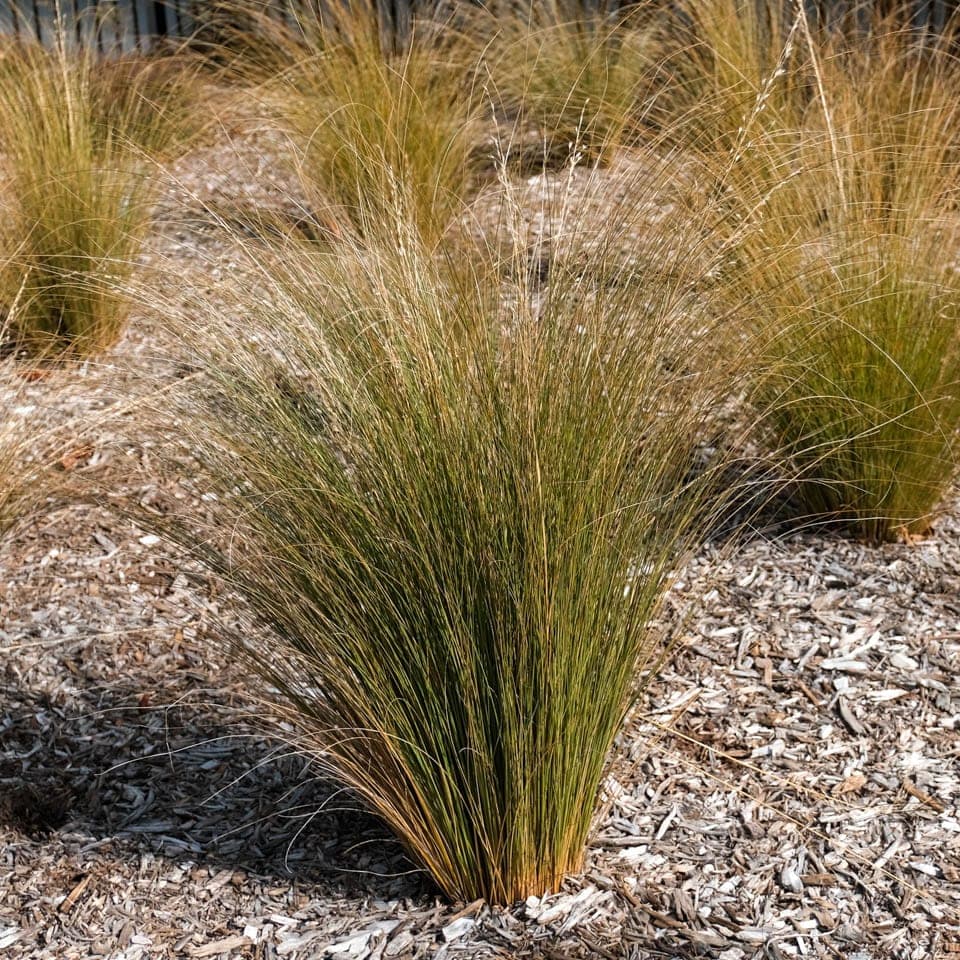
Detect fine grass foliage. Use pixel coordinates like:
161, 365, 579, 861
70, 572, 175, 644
730, 27, 960, 542
0, 313, 73, 533
0, 32, 206, 357
753, 232, 960, 543
146, 161, 753, 902
474, 0, 659, 164
241, 2, 481, 246
0, 363, 38, 532
660, 0, 809, 150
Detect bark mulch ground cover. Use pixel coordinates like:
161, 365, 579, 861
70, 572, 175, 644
2, 127, 958, 960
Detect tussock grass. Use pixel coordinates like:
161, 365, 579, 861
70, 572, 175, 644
660, 0, 808, 150
726, 26, 960, 542
0, 32, 206, 357
473, 0, 659, 164
753, 231, 960, 542
231, 2, 481, 247
143, 159, 756, 902
88, 51, 213, 161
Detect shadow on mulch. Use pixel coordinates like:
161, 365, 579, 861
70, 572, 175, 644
700, 457, 852, 547
0, 673, 430, 901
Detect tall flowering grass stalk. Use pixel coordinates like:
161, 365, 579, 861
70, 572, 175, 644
660, 0, 808, 152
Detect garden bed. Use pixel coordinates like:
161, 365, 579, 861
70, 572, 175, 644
1, 118, 959, 960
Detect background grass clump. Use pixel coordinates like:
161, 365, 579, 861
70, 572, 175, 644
0, 31, 206, 358
663, 0, 810, 142
473, 0, 659, 165
142, 153, 755, 902
234, 1, 481, 247
726, 25, 960, 542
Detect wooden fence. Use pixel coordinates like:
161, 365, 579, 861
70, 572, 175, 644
0, 2, 196, 52
0, 2, 434, 51
0, 0, 956, 52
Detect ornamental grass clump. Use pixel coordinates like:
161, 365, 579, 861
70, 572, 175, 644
0, 31, 205, 357
473, 0, 659, 164
239, 1, 481, 247
658, 0, 809, 152
151, 163, 753, 902
733, 28, 960, 542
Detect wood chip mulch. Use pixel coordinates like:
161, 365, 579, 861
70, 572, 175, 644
2, 122, 958, 960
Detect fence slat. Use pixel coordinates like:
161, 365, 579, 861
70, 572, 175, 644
63, 0, 81, 47
117, 0, 137, 52
153, 0, 176, 34
175, 0, 196, 37
0, 1, 14, 34
106, 3, 120, 52
34, 0, 60, 48
73, 0, 98, 49
133, 0, 157, 48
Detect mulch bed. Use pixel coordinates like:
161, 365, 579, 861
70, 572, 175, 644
1, 123, 958, 960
